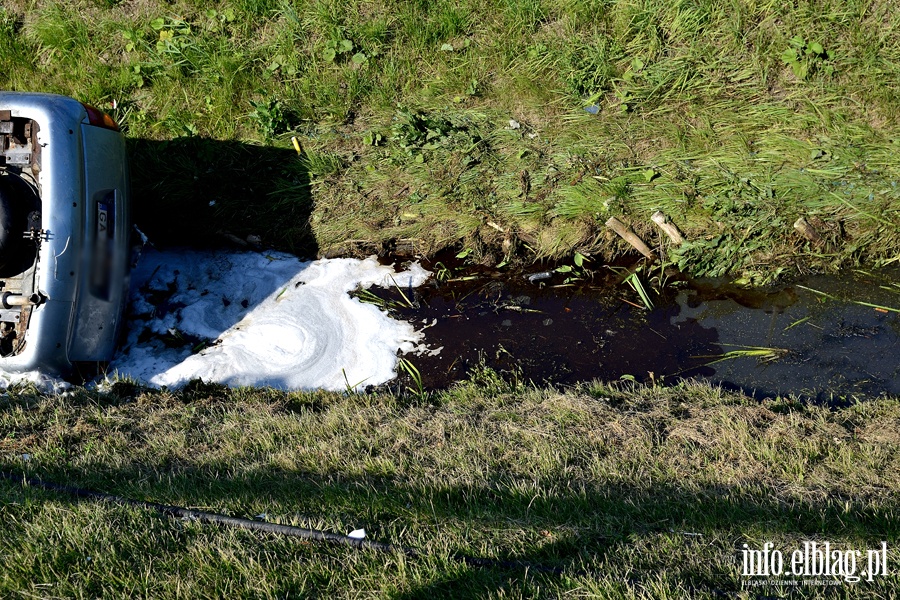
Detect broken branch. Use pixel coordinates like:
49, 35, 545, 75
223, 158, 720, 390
651, 211, 685, 245
793, 217, 824, 247
605, 217, 655, 260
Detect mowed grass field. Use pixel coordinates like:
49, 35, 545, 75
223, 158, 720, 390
2, 0, 900, 280
2, 379, 900, 598
2, 2, 900, 597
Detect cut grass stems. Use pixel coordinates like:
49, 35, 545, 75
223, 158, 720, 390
354, 288, 400, 311
609, 265, 654, 310
797, 284, 900, 314
783, 316, 811, 331
355, 277, 417, 312
397, 357, 425, 400
388, 274, 417, 309
624, 270, 654, 311
694, 344, 790, 366
341, 368, 370, 394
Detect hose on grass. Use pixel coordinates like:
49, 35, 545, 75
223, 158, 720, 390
1, 471, 778, 598
0, 470, 561, 574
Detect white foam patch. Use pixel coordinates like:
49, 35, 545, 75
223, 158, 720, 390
0, 371, 72, 395
109, 249, 431, 391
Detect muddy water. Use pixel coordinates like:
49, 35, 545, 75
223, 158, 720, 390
382, 260, 900, 401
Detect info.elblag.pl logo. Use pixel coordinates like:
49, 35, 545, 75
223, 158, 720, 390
740, 541, 888, 584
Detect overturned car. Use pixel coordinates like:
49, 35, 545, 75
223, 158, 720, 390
0, 92, 130, 374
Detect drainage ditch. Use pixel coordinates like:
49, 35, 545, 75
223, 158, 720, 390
372, 255, 899, 402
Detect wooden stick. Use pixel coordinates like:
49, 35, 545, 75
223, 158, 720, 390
793, 217, 824, 247
650, 211, 684, 245
605, 217, 655, 260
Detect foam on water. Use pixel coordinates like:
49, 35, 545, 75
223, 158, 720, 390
109, 249, 431, 390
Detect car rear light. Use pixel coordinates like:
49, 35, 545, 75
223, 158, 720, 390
80, 103, 120, 131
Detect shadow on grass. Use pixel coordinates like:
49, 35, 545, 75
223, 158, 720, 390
3, 454, 897, 598
128, 137, 316, 258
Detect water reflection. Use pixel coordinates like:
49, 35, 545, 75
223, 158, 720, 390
389, 263, 900, 401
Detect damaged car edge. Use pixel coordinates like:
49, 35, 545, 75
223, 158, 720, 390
0, 91, 130, 375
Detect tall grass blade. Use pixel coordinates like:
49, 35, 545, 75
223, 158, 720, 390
625, 272, 654, 310
388, 275, 416, 309
695, 344, 789, 366
797, 285, 900, 314
398, 357, 425, 399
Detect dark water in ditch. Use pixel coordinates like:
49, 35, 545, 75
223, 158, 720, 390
376, 257, 900, 401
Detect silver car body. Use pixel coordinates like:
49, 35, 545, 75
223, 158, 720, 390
0, 91, 130, 374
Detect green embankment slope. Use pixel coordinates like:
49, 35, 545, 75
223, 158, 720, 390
2, 1, 899, 280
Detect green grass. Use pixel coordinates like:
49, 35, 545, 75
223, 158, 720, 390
3, 5, 899, 595
1, 377, 899, 597
2, 0, 899, 280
